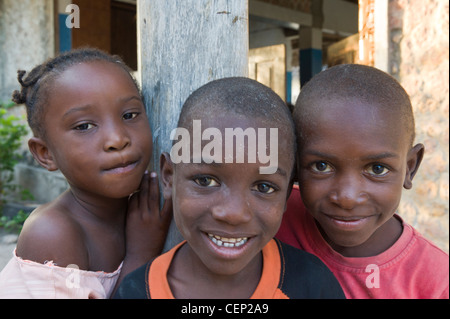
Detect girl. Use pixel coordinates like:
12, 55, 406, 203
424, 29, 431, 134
0, 48, 171, 298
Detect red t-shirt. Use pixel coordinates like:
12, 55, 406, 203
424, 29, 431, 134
276, 185, 449, 299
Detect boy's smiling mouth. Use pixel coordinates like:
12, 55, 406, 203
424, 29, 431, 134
202, 231, 254, 260
207, 233, 248, 248
323, 213, 374, 231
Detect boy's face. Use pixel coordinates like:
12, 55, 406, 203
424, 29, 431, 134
35, 61, 151, 199
163, 114, 294, 276
297, 98, 423, 254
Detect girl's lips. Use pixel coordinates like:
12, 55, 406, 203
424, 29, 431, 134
104, 160, 139, 175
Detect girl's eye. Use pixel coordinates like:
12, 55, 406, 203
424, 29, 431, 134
253, 183, 276, 194
367, 164, 390, 176
311, 161, 332, 173
123, 112, 139, 120
194, 176, 219, 187
74, 123, 95, 131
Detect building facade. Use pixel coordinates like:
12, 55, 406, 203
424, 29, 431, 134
0, 0, 448, 252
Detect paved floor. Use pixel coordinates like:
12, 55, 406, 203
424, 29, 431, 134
0, 229, 17, 270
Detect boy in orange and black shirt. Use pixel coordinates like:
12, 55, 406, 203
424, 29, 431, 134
114, 77, 345, 299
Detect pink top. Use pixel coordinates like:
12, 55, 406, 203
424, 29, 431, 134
0, 249, 122, 299
276, 186, 449, 299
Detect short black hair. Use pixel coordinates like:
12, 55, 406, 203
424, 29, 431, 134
178, 76, 297, 166
12, 47, 139, 138
294, 64, 416, 146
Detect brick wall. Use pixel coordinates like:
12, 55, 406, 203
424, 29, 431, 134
389, 0, 449, 252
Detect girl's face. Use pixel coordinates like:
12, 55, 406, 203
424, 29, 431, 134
297, 98, 423, 256
39, 61, 152, 199
162, 115, 294, 277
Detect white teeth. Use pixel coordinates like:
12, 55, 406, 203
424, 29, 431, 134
208, 233, 248, 248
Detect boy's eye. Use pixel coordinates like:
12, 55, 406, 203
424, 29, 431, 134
311, 161, 332, 173
366, 164, 389, 176
123, 112, 139, 120
253, 183, 275, 194
194, 176, 220, 187
74, 123, 95, 131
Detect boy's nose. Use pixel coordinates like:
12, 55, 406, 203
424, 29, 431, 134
329, 174, 368, 210
103, 123, 131, 151
211, 190, 252, 225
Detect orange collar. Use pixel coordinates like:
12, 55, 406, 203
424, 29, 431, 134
148, 239, 282, 299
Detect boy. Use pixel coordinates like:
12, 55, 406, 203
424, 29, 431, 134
114, 77, 345, 299
276, 64, 449, 299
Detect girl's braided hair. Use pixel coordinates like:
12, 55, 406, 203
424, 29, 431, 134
12, 47, 140, 138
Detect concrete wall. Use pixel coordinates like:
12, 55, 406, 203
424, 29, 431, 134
0, 0, 55, 101
0, 0, 68, 205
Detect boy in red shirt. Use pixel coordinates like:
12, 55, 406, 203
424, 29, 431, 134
276, 64, 449, 299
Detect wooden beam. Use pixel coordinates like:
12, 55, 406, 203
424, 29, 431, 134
323, 0, 358, 35
249, 0, 357, 35
249, 0, 312, 29
138, 0, 249, 251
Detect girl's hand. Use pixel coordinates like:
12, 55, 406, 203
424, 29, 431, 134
111, 172, 172, 297
125, 171, 172, 264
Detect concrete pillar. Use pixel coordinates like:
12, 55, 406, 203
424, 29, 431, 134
138, 0, 249, 251
299, 26, 322, 87
299, 0, 323, 87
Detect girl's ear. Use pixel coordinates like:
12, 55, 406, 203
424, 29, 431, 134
403, 143, 425, 189
160, 152, 174, 200
28, 137, 58, 171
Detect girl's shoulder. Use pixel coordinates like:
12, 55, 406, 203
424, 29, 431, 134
15, 195, 89, 270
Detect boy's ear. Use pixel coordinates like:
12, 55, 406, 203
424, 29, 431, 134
28, 137, 58, 171
403, 143, 425, 189
160, 152, 174, 200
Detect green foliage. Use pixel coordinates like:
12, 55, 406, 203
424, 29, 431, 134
0, 101, 27, 172
0, 101, 30, 228
0, 210, 30, 233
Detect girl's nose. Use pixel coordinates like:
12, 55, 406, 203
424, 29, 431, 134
103, 122, 131, 152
